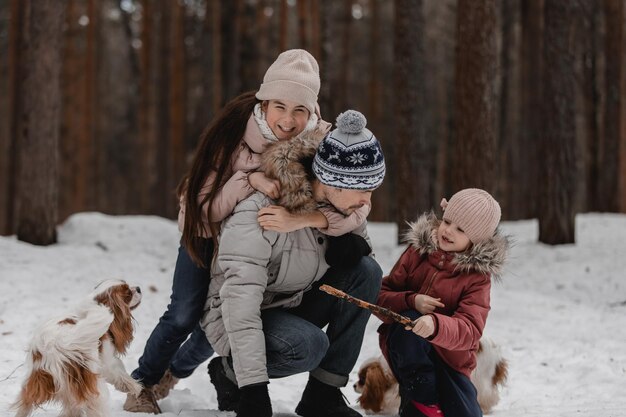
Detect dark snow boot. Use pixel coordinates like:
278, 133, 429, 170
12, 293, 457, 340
295, 377, 363, 417
207, 356, 240, 411
237, 382, 272, 417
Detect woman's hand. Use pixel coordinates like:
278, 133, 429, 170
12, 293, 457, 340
406, 315, 436, 339
414, 294, 445, 314
248, 172, 280, 199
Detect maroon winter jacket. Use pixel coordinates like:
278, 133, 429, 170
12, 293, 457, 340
377, 213, 509, 377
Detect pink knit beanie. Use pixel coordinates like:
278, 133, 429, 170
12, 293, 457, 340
440, 188, 501, 244
256, 49, 320, 114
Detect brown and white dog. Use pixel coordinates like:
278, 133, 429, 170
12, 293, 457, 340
12, 279, 142, 417
354, 337, 508, 415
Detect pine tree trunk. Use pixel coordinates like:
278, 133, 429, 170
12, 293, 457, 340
15, 0, 65, 245
538, 0, 583, 244
619, 4, 626, 212
221, 0, 241, 101
297, 0, 307, 49
59, 0, 95, 221
450, 0, 498, 193
498, 0, 522, 219
319, 0, 337, 119
520, 0, 543, 219
597, 0, 624, 212
394, 0, 429, 242
310, 0, 320, 59
582, 3, 601, 213
209, 0, 222, 110
0, 3, 11, 234
167, 0, 186, 218
279, 0, 287, 51
337, 0, 352, 112
95, 0, 137, 214
3, 0, 22, 235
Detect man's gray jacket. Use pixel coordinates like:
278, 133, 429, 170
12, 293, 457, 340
201, 131, 371, 388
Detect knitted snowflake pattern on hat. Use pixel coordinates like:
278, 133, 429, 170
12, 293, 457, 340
312, 110, 385, 190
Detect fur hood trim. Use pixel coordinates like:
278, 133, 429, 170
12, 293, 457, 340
260, 129, 324, 214
404, 212, 510, 279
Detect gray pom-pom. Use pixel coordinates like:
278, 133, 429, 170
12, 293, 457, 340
336, 110, 367, 134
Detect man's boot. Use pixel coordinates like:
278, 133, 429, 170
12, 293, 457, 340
207, 356, 240, 411
295, 376, 362, 417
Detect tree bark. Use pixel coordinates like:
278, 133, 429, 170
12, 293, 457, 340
279, 0, 288, 51
95, 0, 137, 214
297, 0, 308, 49
538, 0, 584, 244
221, 0, 241, 101
519, 0, 543, 220
209, 0, 222, 110
318, 0, 337, 119
167, 0, 186, 218
394, 0, 429, 242
3, 0, 23, 235
619, 4, 626, 212
597, 0, 624, 212
450, 0, 498, 193
498, 0, 522, 219
15, 0, 65, 245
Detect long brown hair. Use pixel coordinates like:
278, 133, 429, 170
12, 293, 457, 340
177, 91, 259, 267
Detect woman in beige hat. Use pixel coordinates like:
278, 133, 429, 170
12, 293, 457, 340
123, 50, 371, 413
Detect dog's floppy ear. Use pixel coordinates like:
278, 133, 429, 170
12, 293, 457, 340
95, 284, 134, 354
358, 362, 388, 413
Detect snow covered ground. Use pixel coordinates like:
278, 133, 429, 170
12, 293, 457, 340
1, 212, 625, 416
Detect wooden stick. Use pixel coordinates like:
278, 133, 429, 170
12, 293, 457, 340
319, 284, 414, 326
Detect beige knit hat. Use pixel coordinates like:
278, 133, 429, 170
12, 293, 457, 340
440, 188, 501, 244
256, 49, 320, 114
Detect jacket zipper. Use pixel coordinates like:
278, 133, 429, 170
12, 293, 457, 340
423, 271, 438, 296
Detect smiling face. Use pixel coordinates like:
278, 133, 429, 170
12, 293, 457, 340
437, 218, 472, 252
262, 99, 310, 141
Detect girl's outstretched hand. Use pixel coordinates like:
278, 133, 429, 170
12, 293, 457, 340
258, 207, 328, 233
248, 172, 281, 199
414, 294, 445, 314
258, 205, 302, 233
406, 315, 436, 339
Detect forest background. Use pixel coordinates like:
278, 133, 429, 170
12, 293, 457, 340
1, 0, 625, 245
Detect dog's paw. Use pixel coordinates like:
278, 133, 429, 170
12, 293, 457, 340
115, 378, 143, 397
128, 379, 143, 397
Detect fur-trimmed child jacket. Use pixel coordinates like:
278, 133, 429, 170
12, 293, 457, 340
376, 213, 509, 377
201, 130, 372, 388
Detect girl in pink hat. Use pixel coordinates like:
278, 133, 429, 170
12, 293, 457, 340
375, 189, 509, 417
124, 50, 370, 413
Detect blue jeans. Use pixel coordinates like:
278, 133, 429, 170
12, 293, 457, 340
131, 240, 215, 386
262, 256, 382, 387
386, 310, 482, 417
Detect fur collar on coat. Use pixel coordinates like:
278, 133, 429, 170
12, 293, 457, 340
404, 212, 510, 279
260, 129, 325, 214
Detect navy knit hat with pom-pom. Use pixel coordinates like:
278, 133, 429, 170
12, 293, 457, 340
312, 110, 386, 190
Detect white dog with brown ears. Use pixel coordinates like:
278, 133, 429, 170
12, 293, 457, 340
12, 279, 142, 417
354, 337, 508, 415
